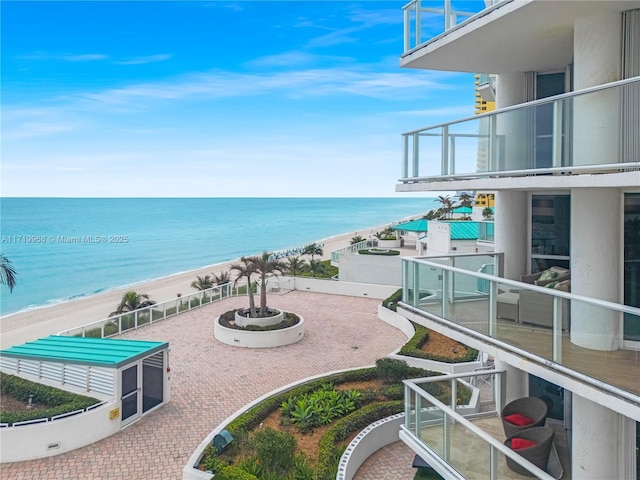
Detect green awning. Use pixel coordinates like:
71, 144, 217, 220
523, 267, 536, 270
390, 218, 428, 232
0, 336, 167, 368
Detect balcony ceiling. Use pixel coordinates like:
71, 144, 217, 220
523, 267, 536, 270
400, 0, 640, 74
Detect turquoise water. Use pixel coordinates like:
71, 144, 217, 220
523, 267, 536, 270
0, 197, 436, 316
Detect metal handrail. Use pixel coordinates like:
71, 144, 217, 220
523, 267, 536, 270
403, 372, 556, 480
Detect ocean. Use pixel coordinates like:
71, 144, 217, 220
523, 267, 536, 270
0, 197, 436, 316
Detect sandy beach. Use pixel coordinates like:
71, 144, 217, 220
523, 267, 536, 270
0, 222, 403, 349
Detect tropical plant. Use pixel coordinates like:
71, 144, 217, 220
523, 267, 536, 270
0, 254, 17, 292
212, 270, 231, 286
110, 291, 155, 316
307, 258, 327, 278
350, 235, 364, 245
191, 275, 213, 291
249, 252, 286, 317
482, 206, 494, 219
303, 243, 323, 260
284, 255, 307, 276
437, 195, 454, 219
230, 257, 258, 317
458, 192, 474, 209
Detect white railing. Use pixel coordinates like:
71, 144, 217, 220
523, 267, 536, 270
400, 76, 640, 183
330, 239, 377, 263
401, 254, 640, 404
57, 282, 246, 338
0, 401, 108, 428
402, 371, 559, 480
402, 0, 492, 53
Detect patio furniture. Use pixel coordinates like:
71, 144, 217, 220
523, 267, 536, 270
497, 291, 520, 322
520, 266, 570, 287
518, 290, 569, 330
504, 426, 555, 476
501, 396, 548, 438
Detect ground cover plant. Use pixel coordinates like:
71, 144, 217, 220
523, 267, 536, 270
0, 373, 100, 425
197, 358, 470, 480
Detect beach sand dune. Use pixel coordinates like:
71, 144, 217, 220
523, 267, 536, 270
0, 222, 404, 349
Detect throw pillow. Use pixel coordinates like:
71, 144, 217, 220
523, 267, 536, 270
545, 281, 558, 288
511, 438, 537, 450
504, 413, 534, 426
538, 269, 558, 281
554, 280, 571, 292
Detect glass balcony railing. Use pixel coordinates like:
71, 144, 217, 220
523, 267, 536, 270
402, 0, 497, 53
401, 255, 640, 400
403, 371, 562, 480
400, 77, 640, 183
478, 221, 494, 243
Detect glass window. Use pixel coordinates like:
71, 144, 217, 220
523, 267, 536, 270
624, 193, 640, 342
531, 195, 570, 273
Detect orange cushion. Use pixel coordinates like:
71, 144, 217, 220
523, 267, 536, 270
504, 413, 534, 426
511, 437, 537, 450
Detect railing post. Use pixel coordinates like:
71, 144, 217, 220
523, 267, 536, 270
402, 134, 409, 178
412, 132, 420, 177
118, 315, 122, 335
135, 310, 138, 329
552, 296, 563, 361
552, 100, 563, 167
443, 0, 452, 30
415, 0, 421, 47
442, 269, 450, 318
489, 280, 498, 337
441, 125, 449, 175
404, 4, 410, 51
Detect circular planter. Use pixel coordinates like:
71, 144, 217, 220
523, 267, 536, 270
215, 312, 305, 348
235, 308, 284, 328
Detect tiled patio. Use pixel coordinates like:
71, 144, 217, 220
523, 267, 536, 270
1, 291, 411, 480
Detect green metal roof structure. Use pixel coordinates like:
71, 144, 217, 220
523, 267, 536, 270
390, 218, 428, 232
0, 336, 168, 368
449, 222, 479, 240
452, 206, 473, 213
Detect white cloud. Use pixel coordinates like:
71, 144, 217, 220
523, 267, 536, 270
115, 54, 172, 65
21, 52, 108, 62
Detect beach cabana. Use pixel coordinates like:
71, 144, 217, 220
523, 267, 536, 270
390, 219, 428, 250
0, 335, 170, 428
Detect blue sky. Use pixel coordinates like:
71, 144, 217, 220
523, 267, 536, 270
2, 1, 477, 197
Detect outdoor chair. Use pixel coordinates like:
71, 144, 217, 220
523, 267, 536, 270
504, 426, 555, 476
501, 396, 548, 438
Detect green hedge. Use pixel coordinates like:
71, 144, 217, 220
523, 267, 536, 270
315, 401, 404, 480
382, 288, 403, 312
358, 248, 400, 256
399, 323, 479, 364
0, 373, 100, 425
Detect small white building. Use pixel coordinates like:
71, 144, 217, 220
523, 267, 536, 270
0, 335, 170, 462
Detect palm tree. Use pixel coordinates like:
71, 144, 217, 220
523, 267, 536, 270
284, 255, 307, 276
308, 258, 327, 278
0, 255, 17, 292
250, 252, 286, 316
191, 275, 213, 291
110, 291, 155, 316
458, 192, 474, 209
437, 195, 454, 219
230, 257, 258, 317
482, 207, 494, 220
212, 271, 231, 286
350, 235, 364, 245
303, 243, 323, 260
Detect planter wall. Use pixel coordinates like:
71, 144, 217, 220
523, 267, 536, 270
377, 238, 401, 248
214, 314, 304, 348
234, 309, 284, 328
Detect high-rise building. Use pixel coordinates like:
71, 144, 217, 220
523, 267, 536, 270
395, 1, 640, 478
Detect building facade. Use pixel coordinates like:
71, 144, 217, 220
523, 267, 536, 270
395, 1, 640, 478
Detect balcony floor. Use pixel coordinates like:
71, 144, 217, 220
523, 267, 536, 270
413, 299, 640, 397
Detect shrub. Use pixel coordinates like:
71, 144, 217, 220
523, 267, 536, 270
399, 323, 479, 364
251, 427, 296, 475
358, 248, 400, 256
0, 373, 100, 425
382, 288, 403, 311
375, 358, 438, 384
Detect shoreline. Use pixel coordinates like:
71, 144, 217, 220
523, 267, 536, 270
0, 218, 416, 349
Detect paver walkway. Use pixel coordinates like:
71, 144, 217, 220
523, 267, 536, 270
353, 441, 417, 479
1, 292, 408, 480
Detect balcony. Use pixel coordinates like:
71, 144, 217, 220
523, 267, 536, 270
398, 77, 640, 189
402, 371, 569, 479
398, 254, 640, 418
